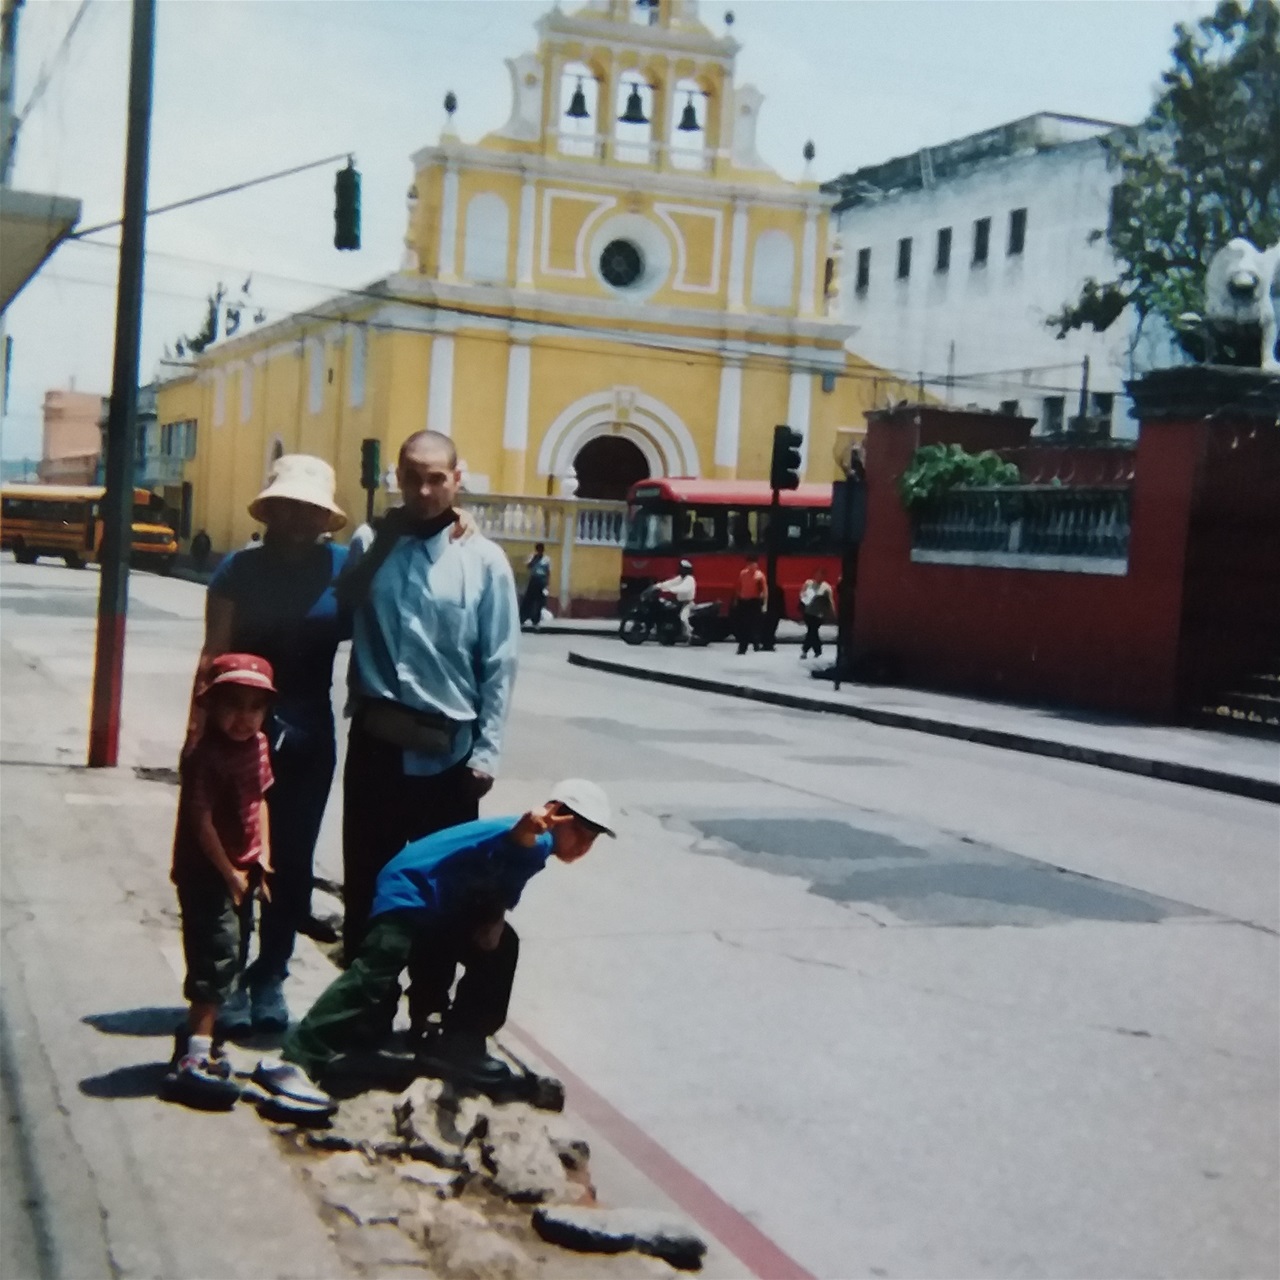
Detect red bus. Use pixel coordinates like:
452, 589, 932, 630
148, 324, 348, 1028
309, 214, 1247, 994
622, 478, 839, 620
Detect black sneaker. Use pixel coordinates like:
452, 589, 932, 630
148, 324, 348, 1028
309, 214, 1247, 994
419, 1032, 514, 1088
161, 1054, 241, 1110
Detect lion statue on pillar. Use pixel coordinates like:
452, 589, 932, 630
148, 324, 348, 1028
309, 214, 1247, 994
1204, 238, 1280, 371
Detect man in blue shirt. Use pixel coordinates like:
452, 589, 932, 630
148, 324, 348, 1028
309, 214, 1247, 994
254, 779, 613, 1104
338, 430, 520, 992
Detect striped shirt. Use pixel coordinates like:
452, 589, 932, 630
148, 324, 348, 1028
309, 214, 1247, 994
172, 730, 274, 874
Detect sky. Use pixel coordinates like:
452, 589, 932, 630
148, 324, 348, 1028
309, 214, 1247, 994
1, 0, 1214, 461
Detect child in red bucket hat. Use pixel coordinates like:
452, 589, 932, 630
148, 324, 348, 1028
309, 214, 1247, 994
162, 654, 277, 1109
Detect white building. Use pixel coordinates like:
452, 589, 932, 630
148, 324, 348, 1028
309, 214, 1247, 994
826, 113, 1165, 438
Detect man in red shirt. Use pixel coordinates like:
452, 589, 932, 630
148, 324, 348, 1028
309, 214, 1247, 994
164, 653, 276, 1109
733, 554, 768, 655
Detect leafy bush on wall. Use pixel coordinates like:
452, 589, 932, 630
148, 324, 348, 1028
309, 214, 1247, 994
897, 444, 1022, 512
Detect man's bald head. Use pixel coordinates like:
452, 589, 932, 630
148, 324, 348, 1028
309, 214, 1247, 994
399, 430, 457, 470
397, 430, 461, 520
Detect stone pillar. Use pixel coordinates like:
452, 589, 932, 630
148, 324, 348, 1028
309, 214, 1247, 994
799, 207, 818, 317
713, 357, 743, 478
787, 366, 812, 477
427, 335, 455, 436
516, 178, 536, 287
438, 162, 460, 281
501, 338, 532, 492
727, 200, 748, 311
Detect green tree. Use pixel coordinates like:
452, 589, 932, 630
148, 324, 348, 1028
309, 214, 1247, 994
1050, 0, 1280, 357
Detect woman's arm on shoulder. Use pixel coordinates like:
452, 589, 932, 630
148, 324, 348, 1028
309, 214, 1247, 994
181, 568, 237, 760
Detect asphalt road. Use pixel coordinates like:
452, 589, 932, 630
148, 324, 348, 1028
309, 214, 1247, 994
1, 556, 1277, 1279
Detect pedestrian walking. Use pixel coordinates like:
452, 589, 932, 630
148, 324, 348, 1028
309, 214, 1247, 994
733, 554, 767, 654
800, 567, 836, 659
253, 780, 613, 1107
521, 542, 551, 629
162, 654, 277, 1109
335, 429, 519, 1030
191, 455, 350, 1036
189, 528, 212, 573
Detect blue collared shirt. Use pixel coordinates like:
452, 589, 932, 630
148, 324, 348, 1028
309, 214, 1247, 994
371, 816, 552, 922
349, 524, 519, 776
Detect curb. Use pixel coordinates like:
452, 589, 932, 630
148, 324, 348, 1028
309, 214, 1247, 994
566, 651, 1280, 805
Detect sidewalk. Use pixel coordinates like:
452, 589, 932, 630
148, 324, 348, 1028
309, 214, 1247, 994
0, 623, 751, 1280
566, 639, 1280, 804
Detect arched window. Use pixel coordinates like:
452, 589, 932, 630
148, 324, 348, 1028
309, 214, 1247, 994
462, 192, 509, 284
614, 73, 655, 166
750, 230, 795, 309
558, 61, 599, 158
669, 77, 708, 172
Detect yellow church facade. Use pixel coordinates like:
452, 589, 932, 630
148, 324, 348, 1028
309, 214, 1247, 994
159, 0, 902, 563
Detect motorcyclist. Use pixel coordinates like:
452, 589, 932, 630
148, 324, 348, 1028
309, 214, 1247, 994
655, 559, 697, 641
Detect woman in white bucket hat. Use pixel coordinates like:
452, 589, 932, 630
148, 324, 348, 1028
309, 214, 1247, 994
185, 453, 353, 1039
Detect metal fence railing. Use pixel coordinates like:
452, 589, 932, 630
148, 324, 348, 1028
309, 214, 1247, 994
912, 486, 1131, 563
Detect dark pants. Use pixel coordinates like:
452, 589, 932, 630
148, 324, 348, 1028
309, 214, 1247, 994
341, 720, 479, 966
175, 858, 255, 1006
734, 598, 764, 654
521, 582, 547, 627
802, 616, 825, 658
248, 729, 336, 986
281, 914, 519, 1077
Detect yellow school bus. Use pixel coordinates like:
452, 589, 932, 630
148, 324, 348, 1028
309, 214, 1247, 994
0, 484, 179, 572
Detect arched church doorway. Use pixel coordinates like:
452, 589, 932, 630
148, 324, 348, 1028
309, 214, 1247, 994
572, 434, 650, 501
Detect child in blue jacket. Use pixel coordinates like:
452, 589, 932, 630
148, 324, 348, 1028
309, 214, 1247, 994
254, 779, 612, 1106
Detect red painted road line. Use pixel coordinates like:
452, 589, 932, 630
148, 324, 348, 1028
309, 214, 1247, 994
509, 1023, 818, 1280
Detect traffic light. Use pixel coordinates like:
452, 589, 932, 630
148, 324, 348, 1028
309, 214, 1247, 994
770, 424, 803, 491
360, 438, 381, 491
334, 160, 361, 251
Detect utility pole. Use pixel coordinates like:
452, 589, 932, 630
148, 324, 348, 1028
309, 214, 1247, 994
1077, 355, 1090, 426
88, 0, 155, 768
0, 0, 21, 185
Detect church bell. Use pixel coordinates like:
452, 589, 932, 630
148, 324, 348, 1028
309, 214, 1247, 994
677, 93, 700, 132
565, 78, 589, 121
618, 83, 650, 126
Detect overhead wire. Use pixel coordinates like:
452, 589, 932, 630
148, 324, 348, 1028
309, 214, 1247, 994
58, 233, 1099, 400
11, 0, 94, 139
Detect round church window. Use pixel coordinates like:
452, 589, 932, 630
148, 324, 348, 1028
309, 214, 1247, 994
599, 239, 644, 289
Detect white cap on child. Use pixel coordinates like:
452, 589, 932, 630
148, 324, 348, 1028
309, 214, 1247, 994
549, 779, 615, 837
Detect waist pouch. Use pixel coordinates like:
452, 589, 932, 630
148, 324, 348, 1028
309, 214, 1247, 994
358, 699, 456, 756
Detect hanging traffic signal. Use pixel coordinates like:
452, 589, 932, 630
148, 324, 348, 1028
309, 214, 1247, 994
770, 424, 803, 491
334, 160, 361, 251
360, 438, 381, 491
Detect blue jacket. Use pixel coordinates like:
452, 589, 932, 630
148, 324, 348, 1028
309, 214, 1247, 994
371, 816, 552, 924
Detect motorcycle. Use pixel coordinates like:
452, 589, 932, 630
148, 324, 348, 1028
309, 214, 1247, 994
620, 585, 684, 646
619, 586, 723, 647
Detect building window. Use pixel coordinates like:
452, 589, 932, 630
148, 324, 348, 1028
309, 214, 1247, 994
1091, 392, 1114, 429
1008, 207, 1027, 256
855, 247, 870, 294
750, 230, 795, 308
973, 217, 991, 266
349, 327, 366, 409
160, 419, 197, 460
308, 339, 324, 414
1043, 395, 1065, 433
896, 237, 912, 281
463, 192, 509, 284
936, 227, 951, 273
599, 239, 644, 289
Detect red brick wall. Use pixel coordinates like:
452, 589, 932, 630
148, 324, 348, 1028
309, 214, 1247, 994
1175, 422, 1280, 707
852, 406, 1197, 718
